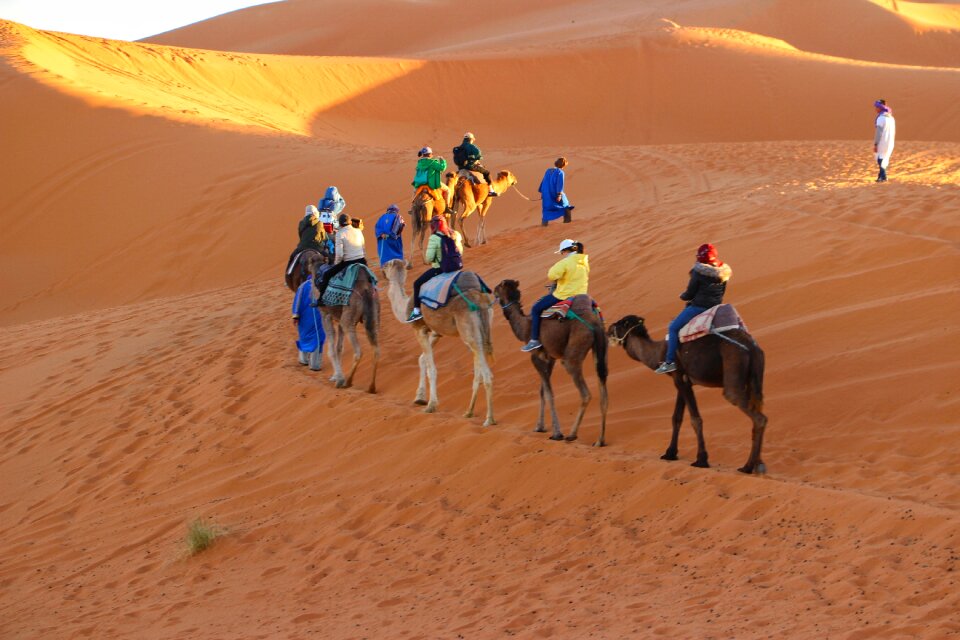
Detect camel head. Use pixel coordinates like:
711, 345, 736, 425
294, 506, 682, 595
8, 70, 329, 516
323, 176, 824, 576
381, 259, 407, 285
607, 315, 649, 346
496, 170, 517, 187
493, 279, 522, 309
304, 253, 323, 277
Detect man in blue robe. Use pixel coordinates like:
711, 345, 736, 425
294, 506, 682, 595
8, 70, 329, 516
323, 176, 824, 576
538, 157, 575, 226
375, 204, 405, 267
292, 277, 324, 371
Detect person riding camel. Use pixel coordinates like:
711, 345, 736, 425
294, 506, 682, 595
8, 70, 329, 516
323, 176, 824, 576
288, 204, 332, 278
412, 147, 452, 213
315, 213, 367, 300
405, 214, 465, 323
521, 239, 589, 351
453, 132, 497, 196
655, 243, 733, 374
317, 186, 346, 217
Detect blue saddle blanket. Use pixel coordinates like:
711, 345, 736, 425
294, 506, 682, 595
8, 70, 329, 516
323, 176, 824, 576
420, 271, 491, 310
321, 263, 378, 307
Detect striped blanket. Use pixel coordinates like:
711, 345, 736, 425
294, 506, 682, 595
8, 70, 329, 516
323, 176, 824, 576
321, 263, 378, 307
679, 304, 747, 343
420, 271, 491, 310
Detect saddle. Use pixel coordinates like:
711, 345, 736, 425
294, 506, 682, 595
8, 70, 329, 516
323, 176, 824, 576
457, 169, 485, 185
540, 297, 603, 321
419, 271, 491, 310
320, 263, 378, 307
679, 304, 747, 343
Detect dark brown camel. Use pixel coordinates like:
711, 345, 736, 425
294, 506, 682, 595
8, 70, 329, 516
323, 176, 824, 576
493, 280, 608, 446
285, 248, 322, 292
310, 260, 380, 393
606, 314, 767, 474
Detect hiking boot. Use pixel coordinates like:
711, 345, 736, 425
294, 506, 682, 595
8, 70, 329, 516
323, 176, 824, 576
405, 309, 423, 323
654, 361, 677, 374
520, 339, 542, 352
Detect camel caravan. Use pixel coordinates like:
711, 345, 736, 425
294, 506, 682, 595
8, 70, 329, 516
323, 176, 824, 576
285, 134, 768, 475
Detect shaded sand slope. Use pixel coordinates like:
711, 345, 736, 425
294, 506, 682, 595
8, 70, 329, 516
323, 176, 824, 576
2, 140, 958, 638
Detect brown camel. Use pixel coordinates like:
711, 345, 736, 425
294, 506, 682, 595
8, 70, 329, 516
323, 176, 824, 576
408, 185, 453, 269
381, 259, 495, 426
285, 248, 323, 292
310, 261, 380, 392
451, 170, 517, 248
493, 280, 608, 446
606, 314, 767, 474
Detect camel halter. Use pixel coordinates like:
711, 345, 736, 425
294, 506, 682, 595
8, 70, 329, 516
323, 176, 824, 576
609, 322, 642, 346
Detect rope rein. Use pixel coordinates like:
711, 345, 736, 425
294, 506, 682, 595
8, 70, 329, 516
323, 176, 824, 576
609, 323, 642, 346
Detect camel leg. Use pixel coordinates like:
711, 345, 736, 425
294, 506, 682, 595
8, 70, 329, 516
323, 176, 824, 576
417, 331, 439, 413
465, 356, 480, 419
662, 392, 685, 461
739, 411, 768, 475
535, 381, 547, 432
323, 314, 345, 386
364, 320, 379, 396
563, 360, 592, 443
340, 323, 361, 389
414, 352, 428, 405
594, 380, 609, 448
675, 376, 708, 468
533, 356, 563, 440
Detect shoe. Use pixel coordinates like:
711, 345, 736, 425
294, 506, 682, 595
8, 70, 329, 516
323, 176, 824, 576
565, 205, 575, 211
487, 189, 498, 197
520, 339, 542, 352
405, 309, 423, 323
654, 361, 677, 374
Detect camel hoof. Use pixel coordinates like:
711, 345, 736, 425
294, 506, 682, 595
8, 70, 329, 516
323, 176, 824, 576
691, 459, 710, 469
423, 405, 437, 414
756, 462, 767, 475
464, 411, 474, 419
564, 435, 578, 442
534, 426, 546, 433
414, 399, 428, 406
593, 440, 605, 448
483, 419, 496, 427
367, 386, 376, 394
660, 451, 679, 461
549, 434, 564, 441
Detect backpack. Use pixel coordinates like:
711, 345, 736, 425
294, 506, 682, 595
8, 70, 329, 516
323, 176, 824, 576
452, 145, 468, 169
437, 233, 463, 273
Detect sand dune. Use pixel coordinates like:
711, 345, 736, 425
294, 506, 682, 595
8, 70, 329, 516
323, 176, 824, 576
1, 1, 959, 638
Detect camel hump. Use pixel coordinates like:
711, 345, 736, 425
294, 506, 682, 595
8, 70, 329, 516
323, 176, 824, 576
569, 294, 598, 314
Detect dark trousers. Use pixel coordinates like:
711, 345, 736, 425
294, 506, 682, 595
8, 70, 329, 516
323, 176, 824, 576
469, 163, 492, 185
413, 267, 442, 308
665, 305, 708, 363
877, 158, 887, 181
530, 294, 562, 341
317, 257, 366, 296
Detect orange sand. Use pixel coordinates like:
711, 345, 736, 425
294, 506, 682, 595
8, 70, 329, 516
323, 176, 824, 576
1, 1, 959, 638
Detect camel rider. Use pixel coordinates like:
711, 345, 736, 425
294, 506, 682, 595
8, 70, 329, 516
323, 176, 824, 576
289, 205, 331, 273
405, 215, 465, 322
316, 213, 367, 300
454, 132, 497, 196
317, 186, 346, 217
412, 147, 452, 213
655, 243, 732, 374
521, 239, 589, 352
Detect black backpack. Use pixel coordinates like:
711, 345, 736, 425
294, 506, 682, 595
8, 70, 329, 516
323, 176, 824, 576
437, 233, 463, 273
452, 145, 468, 169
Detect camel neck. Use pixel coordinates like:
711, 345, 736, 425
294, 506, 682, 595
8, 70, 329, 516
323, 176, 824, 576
501, 301, 531, 343
625, 333, 665, 370
384, 269, 411, 322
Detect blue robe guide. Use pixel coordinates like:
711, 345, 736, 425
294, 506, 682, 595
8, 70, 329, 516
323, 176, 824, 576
292, 279, 325, 353
538, 167, 569, 222
375, 211, 405, 266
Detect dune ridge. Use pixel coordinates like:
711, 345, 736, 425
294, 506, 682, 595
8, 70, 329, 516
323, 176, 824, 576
1, 1, 959, 638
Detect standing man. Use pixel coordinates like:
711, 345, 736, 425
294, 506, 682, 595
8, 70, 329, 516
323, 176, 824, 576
873, 99, 896, 183
538, 156, 575, 226
292, 258, 325, 371
453, 132, 497, 196
375, 204, 405, 268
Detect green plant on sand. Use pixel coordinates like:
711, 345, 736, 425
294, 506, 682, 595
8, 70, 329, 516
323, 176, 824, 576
185, 517, 222, 555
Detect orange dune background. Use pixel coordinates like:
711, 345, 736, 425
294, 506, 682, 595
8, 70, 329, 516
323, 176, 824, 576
1, 1, 959, 638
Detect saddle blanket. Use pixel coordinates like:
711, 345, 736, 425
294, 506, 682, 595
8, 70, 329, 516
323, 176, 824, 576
457, 169, 484, 184
286, 250, 306, 275
321, 263, 378, 307
420, 271, 491, 310
540, 297, 603, 321
679, 304, 747, 343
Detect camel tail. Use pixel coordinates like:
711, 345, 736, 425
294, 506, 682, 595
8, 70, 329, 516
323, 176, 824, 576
748, 342, 765, 413
592, 322, 609, 383
478, 298, 495, 364
363, 286, 379, 347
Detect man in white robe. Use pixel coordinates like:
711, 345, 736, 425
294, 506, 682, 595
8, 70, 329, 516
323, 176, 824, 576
873, 99, 896, 182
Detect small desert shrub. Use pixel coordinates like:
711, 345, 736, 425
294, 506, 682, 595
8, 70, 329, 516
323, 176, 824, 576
185, 517, 222, 555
